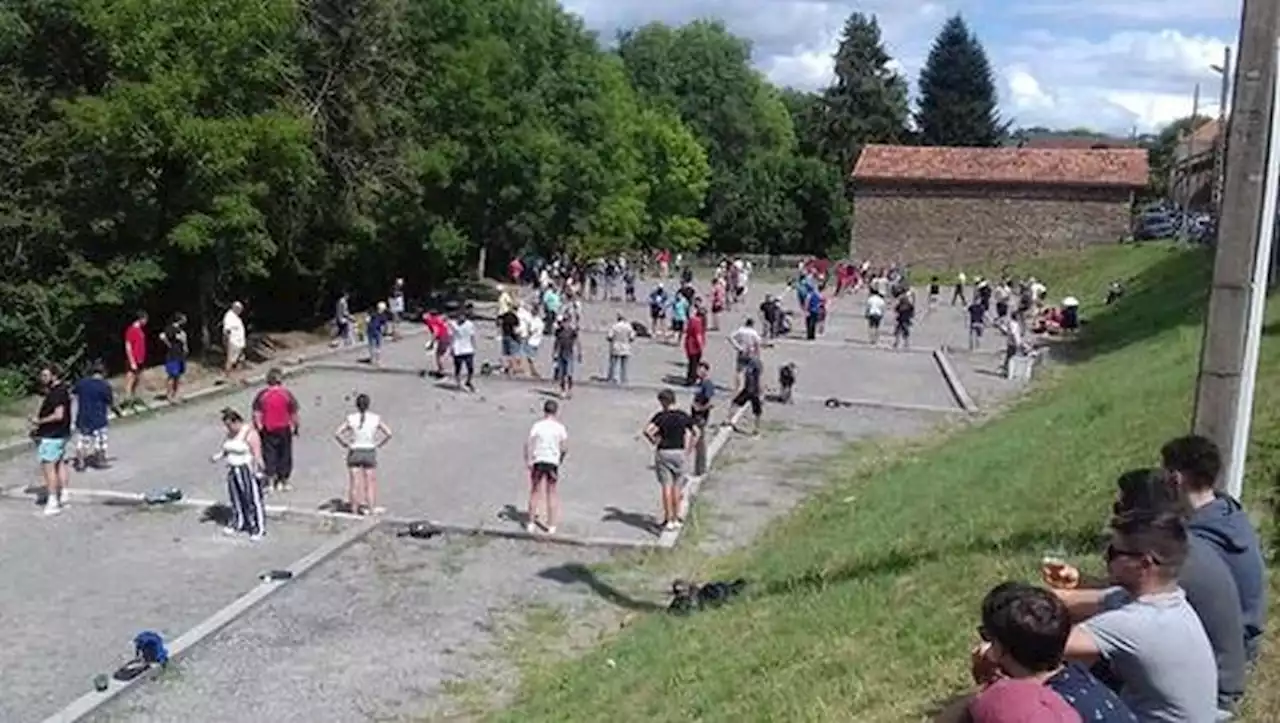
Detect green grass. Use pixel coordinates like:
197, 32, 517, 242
489, 242, 1280, 723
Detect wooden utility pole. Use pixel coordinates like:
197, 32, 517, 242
1191, 0, 1280, 489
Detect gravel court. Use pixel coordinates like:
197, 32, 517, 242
0, 503, 344, 723
0, 366, 703, 543
90, 530, 615, 723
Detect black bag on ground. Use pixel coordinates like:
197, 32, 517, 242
631, 321, 650, 338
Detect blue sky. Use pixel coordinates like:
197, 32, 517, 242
560, 0, 1240, 135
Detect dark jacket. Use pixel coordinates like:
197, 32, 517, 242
1189, 495, 1267, 658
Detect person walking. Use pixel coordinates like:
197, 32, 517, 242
334, 393, 392, 516
367, 301, 391, 367
422, 308, 451, 377
552, 317, 581, 399
334, 291, 355, 347
524, 305, 546, 379
222, 301, 247, 384
449, 308, 477, 392
606, 313, 635, 384
30, 364, 73, 515
684, 304, 706, 386
160, 312, 188, 402
804, 286, 822, 340
72, 360, 120, 471
252, 368, 299, 493
524, 399, 568, 535
123, 310, 148, 409
864, 291, 886, 345
728, 355, 764, 436
210, 408, 266, 540
389, 277, 406, 338
892, 291, 915, 351
643, 389, 698, 533
728, 318, 762, 393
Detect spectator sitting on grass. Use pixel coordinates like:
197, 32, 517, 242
1050, 510, 1218, 723
1160, 434, 1267, 662
955, 581, 1136, 723
1101, 469, 1247, 716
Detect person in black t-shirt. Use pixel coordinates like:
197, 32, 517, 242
967, 299, 987, 351
29, 364, 73, 515
729, 356, 763, 435
893, 293, 915, 350
161, 312, 189, 402
498, 309, 520, 374
643, 388, 699, 533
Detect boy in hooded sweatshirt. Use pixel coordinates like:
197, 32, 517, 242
1161, 434, 1267, 661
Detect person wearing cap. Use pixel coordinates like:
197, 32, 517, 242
964, 582, 1135, 723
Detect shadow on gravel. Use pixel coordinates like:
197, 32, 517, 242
538, 562, 665, 612
601, 506, 660, 534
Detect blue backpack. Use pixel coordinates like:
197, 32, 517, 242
133, 631, 169, 665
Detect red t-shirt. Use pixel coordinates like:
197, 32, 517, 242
508, 259, 523, 280
253, 386, 298, 432
424, 314, 449, 340
124, 323, 146, 367
684, 314, 705, 355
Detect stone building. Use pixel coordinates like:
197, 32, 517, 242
849, 144, 1149, 267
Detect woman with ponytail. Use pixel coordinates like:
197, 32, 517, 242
333, 393, 393, 515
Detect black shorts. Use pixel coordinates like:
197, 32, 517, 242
732, 388, 762, 416
867, 315, 882, 329
530, 462, 559, 483
671, 319, 685, 332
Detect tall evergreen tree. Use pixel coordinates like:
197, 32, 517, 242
915, 15, 1004, 147
821, 12, 909, 177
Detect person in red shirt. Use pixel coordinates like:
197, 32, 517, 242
422, 309, 451, 377
123, 311, 149, 409
508, 257, 524, 286
684, 302, 707, 386
252, 368, 300, 492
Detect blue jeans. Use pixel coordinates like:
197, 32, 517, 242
608, 355, 629, 384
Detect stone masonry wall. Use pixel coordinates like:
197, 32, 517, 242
850, 183, 1134, 269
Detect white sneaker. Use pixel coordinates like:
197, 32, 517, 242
222, 526, 239, 536
248, 533, 264, 542
43, 503, 62, 516
525, 522, 538, 534
545, 526, 557, 535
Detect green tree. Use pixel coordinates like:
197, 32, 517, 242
618, 20, 795, 252
916, 15, 1005, 147
820, 13, 909, 175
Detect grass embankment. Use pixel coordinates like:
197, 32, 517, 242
491, 242, 1280, 722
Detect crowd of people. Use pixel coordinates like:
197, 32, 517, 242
943, 434, 1266, 723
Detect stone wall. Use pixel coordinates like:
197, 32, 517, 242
850, 182, 1134, 268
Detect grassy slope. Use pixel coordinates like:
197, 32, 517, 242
492, 243, 1280, 723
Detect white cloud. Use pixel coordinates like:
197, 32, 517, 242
560, 0, 1239, 134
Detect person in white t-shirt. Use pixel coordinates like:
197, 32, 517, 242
333, 393, 393, 515
222, 301, 247, 383
448, 310, 477, 392
728, 318, 763, 393
864, 292, 887, 345
524, 399, 568, 535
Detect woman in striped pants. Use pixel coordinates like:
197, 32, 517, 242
210, 407, 267, 540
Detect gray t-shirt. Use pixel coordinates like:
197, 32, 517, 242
1082, 587, 1218, 723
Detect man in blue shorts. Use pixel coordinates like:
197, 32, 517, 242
161, 312, 189, 402
29, 364, 73, 515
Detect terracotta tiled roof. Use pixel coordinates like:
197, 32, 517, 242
1021, 136, 1140, 150
1175, 119, 1222, 160
852, 144, 1149, 188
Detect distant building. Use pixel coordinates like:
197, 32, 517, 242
1171, 119, 1222, 210
849, 144, 1150, 267
1020, 135, 1141, 150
